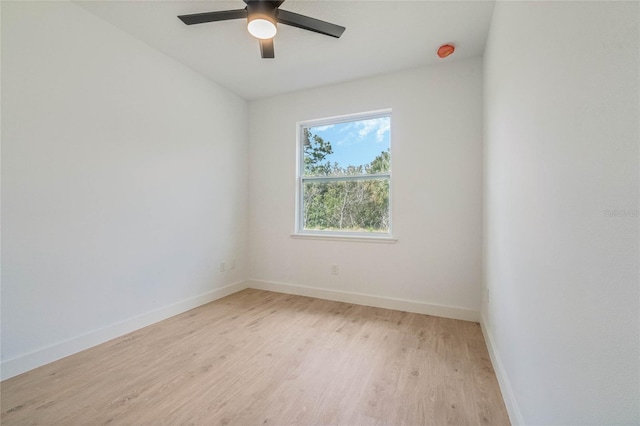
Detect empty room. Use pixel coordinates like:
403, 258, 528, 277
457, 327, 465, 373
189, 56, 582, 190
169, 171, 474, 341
1, 1, 638, 425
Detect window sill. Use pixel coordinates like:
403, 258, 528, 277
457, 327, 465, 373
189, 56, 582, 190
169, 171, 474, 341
290, 233, 397, 244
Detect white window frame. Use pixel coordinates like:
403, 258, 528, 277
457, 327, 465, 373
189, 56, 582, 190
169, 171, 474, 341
294, 109, 395, 242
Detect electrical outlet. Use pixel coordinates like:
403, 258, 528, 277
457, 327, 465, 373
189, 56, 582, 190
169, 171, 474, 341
331, 264, 339, 275
220, 262, 226, 272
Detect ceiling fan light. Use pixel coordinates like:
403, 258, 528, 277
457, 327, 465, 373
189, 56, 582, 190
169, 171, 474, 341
247, 18, 277, 39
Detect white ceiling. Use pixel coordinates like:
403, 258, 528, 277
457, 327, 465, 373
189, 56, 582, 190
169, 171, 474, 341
77, 0, 495, 100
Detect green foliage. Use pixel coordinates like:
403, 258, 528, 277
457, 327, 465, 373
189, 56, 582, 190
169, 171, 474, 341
303, 128, 333, 176
366, 150, 390, 174
302, 129, 390, 233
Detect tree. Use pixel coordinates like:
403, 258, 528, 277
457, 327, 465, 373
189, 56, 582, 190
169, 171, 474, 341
366, 150, 390, 174
302, 130, 390, 233
303, 128, 333, 176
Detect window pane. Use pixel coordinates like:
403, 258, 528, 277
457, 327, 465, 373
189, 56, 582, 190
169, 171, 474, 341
302, 179, 389, 233
303, 116, 390, 177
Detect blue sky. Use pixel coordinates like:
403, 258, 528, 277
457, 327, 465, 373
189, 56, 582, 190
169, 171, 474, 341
307, 117, 390, 169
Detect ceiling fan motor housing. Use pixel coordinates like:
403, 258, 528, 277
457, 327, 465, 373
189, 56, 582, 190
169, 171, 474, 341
247, 1, 278, 28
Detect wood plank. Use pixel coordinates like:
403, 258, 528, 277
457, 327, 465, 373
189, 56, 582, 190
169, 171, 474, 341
1, 289, 510, 425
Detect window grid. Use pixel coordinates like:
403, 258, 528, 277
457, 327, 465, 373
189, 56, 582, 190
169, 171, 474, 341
296, 110, 392, 237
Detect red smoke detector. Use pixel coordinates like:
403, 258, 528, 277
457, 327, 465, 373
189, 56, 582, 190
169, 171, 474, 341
437, 44, 455, 58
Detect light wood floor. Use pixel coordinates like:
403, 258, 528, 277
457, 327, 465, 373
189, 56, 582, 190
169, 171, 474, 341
1, 289, 510, 425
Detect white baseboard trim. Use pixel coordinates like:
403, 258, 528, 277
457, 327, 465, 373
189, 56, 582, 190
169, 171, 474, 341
480, 313, 525, 425
1, 281, 248, 381
246, 279, 480, 322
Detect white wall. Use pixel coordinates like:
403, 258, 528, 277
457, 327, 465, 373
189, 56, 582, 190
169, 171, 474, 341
483, 1, 639, 424
248, 58, 484, 319
1, 1, 249, 379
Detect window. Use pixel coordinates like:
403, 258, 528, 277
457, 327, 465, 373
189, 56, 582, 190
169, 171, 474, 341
296, 110, 392, 238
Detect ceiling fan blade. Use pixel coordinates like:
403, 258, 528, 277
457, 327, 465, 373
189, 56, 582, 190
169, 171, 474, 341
260, 38, 275, 58
277, 9, 345, 38
178, 9, 247, 25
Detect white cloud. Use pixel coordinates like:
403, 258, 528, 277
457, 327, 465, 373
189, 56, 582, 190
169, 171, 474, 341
356, 117, 390, 143
375, 117, 391, 143
312, 124, 334, 131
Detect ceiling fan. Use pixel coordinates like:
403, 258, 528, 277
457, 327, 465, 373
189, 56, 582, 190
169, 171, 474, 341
178, 0, 346, 59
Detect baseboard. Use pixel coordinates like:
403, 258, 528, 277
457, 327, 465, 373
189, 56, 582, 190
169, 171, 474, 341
246, 279, 480, 322
480, 313, 525, 425
1, 281, 248, 381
